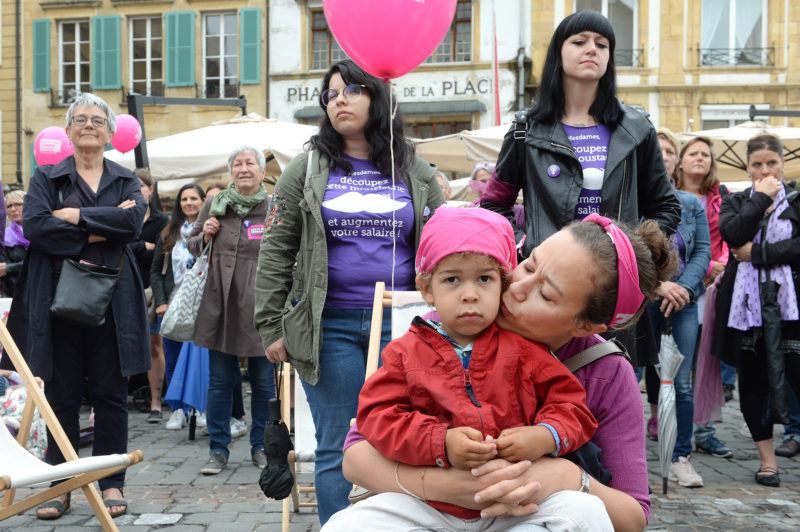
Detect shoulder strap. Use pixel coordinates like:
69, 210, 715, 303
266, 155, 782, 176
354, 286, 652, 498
304, 150, 315, 188
563, 339, 630, 373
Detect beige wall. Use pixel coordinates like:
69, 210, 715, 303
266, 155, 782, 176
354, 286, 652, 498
17, 0, 267, 187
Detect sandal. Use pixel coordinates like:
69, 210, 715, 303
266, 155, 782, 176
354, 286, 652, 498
755, 466, 780, 487
103, 488, 128, 518
36, 493, 71, 520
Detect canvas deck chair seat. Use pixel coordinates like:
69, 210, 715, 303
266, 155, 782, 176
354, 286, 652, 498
0, 321, 143, 532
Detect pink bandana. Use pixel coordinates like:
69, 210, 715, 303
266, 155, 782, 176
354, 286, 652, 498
583, 213, 645, 326
415, 207, 517, 275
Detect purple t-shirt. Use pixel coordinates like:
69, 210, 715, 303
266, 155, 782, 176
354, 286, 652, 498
562, 124, 611, 220
321, 155, 416, 308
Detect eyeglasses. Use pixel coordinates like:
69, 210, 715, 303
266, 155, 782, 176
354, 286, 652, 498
70, 115, 108, 128
320, 84, 367, 107
6, 203, 23, 209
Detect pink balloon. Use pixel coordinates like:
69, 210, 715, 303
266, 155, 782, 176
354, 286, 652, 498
111, 114, 142, 153
34, 126, 74, 166
323, 0, 457, 80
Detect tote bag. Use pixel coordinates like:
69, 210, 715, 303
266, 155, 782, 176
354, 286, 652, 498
160, 239, 212, 342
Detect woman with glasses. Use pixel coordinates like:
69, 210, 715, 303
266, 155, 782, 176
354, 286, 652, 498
255, 59, 443, 524
6, 93, 147, 520
1, 190, 28, 297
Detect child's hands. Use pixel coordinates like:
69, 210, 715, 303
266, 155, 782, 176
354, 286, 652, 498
445, 426, 496, 469
496, 426, 552, 463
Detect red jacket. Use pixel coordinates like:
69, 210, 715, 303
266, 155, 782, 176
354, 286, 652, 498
357, 319, 597, 519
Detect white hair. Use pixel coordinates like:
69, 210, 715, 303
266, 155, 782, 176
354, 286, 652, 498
227, 145, 266, 172
65, 93, 117, 133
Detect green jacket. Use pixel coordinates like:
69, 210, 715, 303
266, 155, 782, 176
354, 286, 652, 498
254, 150, 443, 384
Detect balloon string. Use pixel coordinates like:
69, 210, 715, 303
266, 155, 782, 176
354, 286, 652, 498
389, 79, 396, 293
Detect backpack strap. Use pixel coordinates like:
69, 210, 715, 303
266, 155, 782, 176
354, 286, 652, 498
563, 339, 630, 373
513, 108, 531, 141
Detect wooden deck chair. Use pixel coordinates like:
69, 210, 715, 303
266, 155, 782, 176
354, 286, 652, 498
365, 281, 433, 377
280, 362, 317, 532
0, 321, 143, 532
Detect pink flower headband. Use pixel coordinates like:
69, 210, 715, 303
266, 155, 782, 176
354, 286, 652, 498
582, 213, 644, 326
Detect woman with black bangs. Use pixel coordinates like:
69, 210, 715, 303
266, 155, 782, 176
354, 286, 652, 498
255, 59, 443, 524
481, 9, 680, 368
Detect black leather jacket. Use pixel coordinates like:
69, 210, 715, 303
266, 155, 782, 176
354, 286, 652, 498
483, 103, 681, 256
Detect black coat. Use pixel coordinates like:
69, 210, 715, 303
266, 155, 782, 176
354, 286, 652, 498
0, 243, 27, 298
712, 185, 800, 367
5, 156, 149, 380
131, 209, 168, 288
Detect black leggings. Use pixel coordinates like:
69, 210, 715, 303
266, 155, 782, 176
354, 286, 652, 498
739, 343, 800, 442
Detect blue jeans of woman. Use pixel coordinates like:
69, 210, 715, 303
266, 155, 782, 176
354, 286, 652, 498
207, 350, 275, 458
163, 337, 183, 411
301, 305, 391, 525
649, 301, 698, 461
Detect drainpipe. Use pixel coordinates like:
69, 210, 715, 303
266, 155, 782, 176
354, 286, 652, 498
516, 0, 526, 110
265, 1, 270, 117
15, 0, 22, 186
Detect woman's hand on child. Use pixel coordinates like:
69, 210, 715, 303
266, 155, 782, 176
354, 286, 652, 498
445, 427, 497, 469
471, 458, 541, 518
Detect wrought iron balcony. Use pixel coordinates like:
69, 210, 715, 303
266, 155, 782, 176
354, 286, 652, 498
615, 48, 644, 68
699, 47, 774, 67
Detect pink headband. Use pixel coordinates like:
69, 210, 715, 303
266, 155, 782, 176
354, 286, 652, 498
582, 213, 644, 326
416, 207, 517, 275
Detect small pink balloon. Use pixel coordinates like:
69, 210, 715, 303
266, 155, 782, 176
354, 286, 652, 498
323, 0, 457, 80
34, 126, 74, 166
111, 114, 142, 153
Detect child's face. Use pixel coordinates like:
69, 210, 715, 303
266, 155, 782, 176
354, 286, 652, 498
418, 253, 503, 347
495, 230, 596, 351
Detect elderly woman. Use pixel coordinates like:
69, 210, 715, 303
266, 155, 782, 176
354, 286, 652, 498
1, 190, 28, 297
714, 134, 800, 487
7, 93, 147, 519
187, 145, 274, 475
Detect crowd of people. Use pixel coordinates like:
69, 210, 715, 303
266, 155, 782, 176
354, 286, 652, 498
0, 8, 798, 531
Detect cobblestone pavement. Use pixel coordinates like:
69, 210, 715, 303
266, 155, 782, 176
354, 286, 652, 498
3, 387, 799, 531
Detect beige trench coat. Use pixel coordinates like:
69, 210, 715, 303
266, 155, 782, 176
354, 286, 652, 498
187, 198, 268, 357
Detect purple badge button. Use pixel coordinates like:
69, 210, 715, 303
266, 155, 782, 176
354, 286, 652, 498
243, 220, 251, 228
547, 164, 560, 178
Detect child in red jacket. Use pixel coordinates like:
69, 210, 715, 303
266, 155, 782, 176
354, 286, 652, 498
356, 207, 603, 525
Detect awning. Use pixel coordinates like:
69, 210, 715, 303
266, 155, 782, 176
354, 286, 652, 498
294, 99, 487, 120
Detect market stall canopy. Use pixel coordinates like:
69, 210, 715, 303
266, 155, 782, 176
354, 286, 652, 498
415, 124, 509, 174
680, 121, 800, 181
104, 113, 318, 181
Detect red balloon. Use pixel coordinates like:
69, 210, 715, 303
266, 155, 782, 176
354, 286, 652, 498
34, 127, 74, 166
323, 0, 457, 80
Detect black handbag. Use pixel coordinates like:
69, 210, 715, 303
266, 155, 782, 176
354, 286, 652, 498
48, 181, 125, 327
50, 253, 125, 327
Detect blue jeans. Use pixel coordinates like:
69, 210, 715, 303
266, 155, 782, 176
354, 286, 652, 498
207, 350, 275, 458
721, 361, 737, 388
783, 381, 800, 441
649, 301, 698, 461
163, 337, 183, 411
302, 305, 391, 525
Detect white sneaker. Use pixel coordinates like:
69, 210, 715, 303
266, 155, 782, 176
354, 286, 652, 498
230, 418, 247, 438
195, 412, 207, 428
669, 456, 704, 487
165, 409, 185, 430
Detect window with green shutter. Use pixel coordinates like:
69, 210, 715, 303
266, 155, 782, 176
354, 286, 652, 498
165, 11, 196, 87
92, 15, 121, 90
239, 8, 260, 85
33, 19, 51, 93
